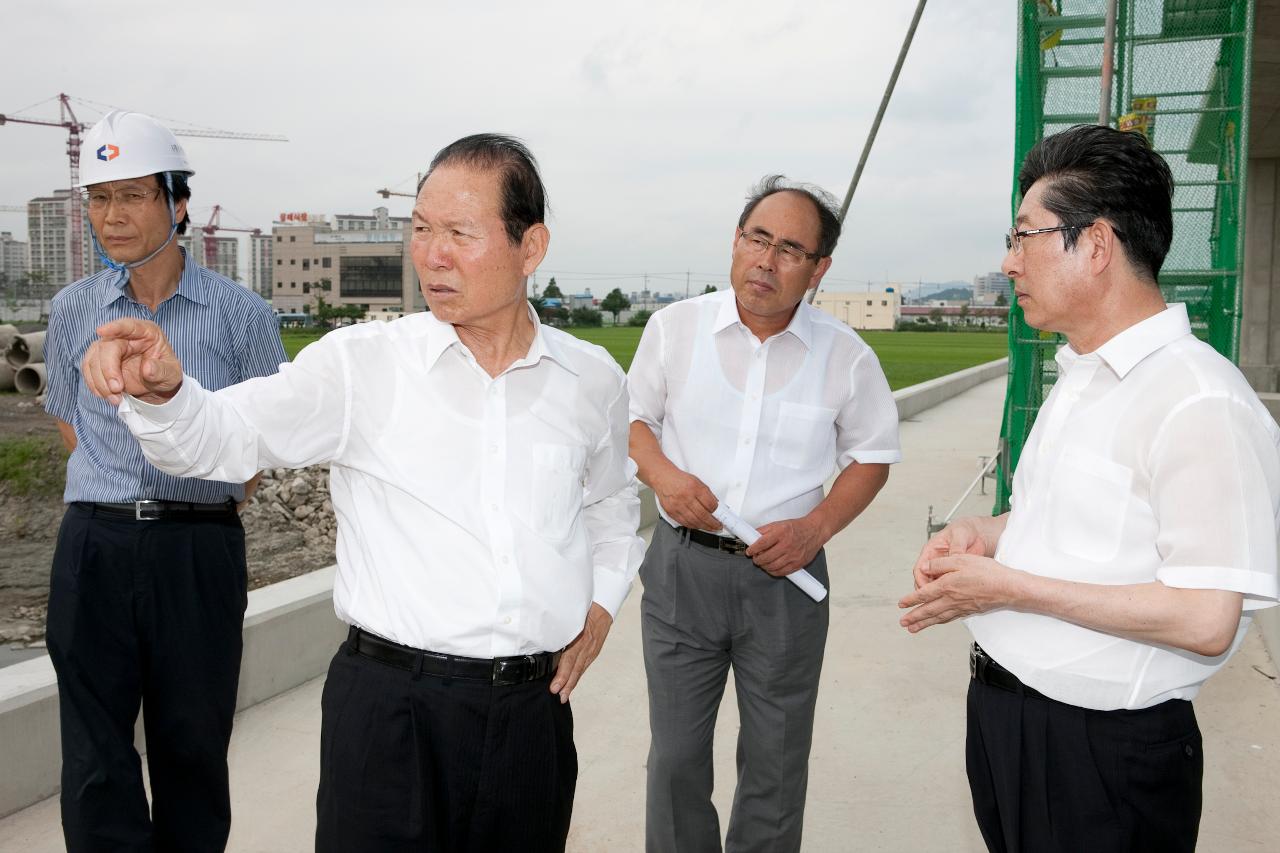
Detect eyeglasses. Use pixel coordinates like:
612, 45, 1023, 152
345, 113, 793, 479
1004, 222, 1095, 254
737, 231, 819, 267
81, 187, 164, 210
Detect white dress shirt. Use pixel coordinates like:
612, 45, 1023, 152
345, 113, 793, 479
628, 290, 901, 530
970, 304, 1280, 710
118, 310, 644, 658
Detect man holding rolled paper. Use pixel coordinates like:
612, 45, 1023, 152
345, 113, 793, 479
628, 175, 901, 853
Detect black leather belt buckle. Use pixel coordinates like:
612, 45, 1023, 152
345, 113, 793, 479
720, 538, 749, 555
492, 655, 535, 686
135, 500, 164, 521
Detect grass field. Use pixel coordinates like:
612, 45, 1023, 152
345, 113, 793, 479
545, 327, 1007, 388
280, 325, 1007, 389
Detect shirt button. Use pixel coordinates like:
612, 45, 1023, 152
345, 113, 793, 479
503, 616, 512, 625
490, 503, 499, 511
743, 437, 752, 445
501, 555, 509, 564
489, 444, 498, 453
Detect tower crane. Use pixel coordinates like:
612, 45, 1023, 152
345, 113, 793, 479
0, 93, 286, 280
199, 205, 261, 271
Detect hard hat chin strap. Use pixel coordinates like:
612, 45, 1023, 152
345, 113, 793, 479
88, 172, 181, 287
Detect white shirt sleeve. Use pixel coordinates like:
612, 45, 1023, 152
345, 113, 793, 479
117, 336, 351, 484
1150, 394, 1280, 608
585, 379, 645, 617
834, 346, 902, 468
626, 313, 667, 435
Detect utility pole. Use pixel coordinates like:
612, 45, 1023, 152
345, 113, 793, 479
807, 0, 928, 306
685, 271, 690, 299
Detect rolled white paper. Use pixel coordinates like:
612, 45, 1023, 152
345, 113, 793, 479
710, 503, 829, 603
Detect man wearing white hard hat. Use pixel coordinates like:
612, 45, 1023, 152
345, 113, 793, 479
42, 111, 284, 852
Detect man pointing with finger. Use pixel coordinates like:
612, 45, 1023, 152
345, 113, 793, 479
628, 176, 900, 852
85, 134, 643, 853
42, 111, 284, 852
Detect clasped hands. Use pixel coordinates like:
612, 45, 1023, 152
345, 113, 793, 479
898, 517, 1020, 632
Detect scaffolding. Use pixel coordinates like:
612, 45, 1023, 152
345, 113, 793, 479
994, 0, 1255, 513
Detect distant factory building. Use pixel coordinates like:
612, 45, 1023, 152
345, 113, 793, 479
812, 288, 901, 331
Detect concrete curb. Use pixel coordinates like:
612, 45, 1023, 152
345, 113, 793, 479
0, 358, 1011, 819
893, 357, 1008, 421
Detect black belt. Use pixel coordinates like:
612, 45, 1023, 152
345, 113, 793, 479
970, 643, 1045, 700
79, 499, 238, 521
346, 626, 562, 686
675, 524, 750, 556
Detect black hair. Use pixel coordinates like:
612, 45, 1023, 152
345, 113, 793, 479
157, 172, 192, 235
1018, 124, 1173, 282
419, 133, 546, 246
738, 175, 842, 258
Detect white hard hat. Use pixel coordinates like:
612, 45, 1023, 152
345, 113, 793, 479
78, 110, 194, 187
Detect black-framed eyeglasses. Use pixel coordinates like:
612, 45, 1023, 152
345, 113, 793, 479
737, 230, 819, 267
1004, 222, 1095, 254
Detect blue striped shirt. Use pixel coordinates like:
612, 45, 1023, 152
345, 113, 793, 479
44, 249, 286, 503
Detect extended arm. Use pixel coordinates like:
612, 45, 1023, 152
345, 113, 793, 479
85, 318, 347, 482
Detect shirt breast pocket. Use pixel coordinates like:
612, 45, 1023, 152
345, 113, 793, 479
770, 401, 837, 471
529, 442, 587, 541
1045, 446, 1134, 564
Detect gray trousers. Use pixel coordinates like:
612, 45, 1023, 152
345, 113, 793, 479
641, 521, 830, 853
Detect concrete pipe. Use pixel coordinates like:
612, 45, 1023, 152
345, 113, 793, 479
0, 363, 13, 393
5, 331, 46, 369
14, 363, 46, 396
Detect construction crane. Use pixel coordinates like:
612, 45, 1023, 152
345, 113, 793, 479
0, 93, 286, 280
376, 173, 422, 200
199, 205, 261, 271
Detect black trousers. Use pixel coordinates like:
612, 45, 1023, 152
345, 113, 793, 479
967, 677, 1203, 853
316, 640, 578, 853
46, 504, 248, 853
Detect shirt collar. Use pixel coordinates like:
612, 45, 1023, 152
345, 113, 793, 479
712, 289, 814, 350
420, 302, 579, 376
96, 248, 208, 309
1055, 303, 1190, 378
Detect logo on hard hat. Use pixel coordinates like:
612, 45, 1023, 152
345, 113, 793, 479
96, 144, 120, 162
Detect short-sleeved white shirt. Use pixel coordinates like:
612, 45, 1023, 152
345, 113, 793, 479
969, 303, 1280, 710
628, 290, 901, 530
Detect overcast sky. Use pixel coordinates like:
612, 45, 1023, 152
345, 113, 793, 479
1, 0, 1015, 295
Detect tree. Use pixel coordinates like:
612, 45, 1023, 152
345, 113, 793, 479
995, 292, 1008, 307
928, 307, 944, 326
702, 284, 717, 295
628, 309, 653, 327
542, 278, 563, 299
569, 307, 603, 327
600, 288, 630, 325
959, 303, 970, 326
314, 295, 338, 328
